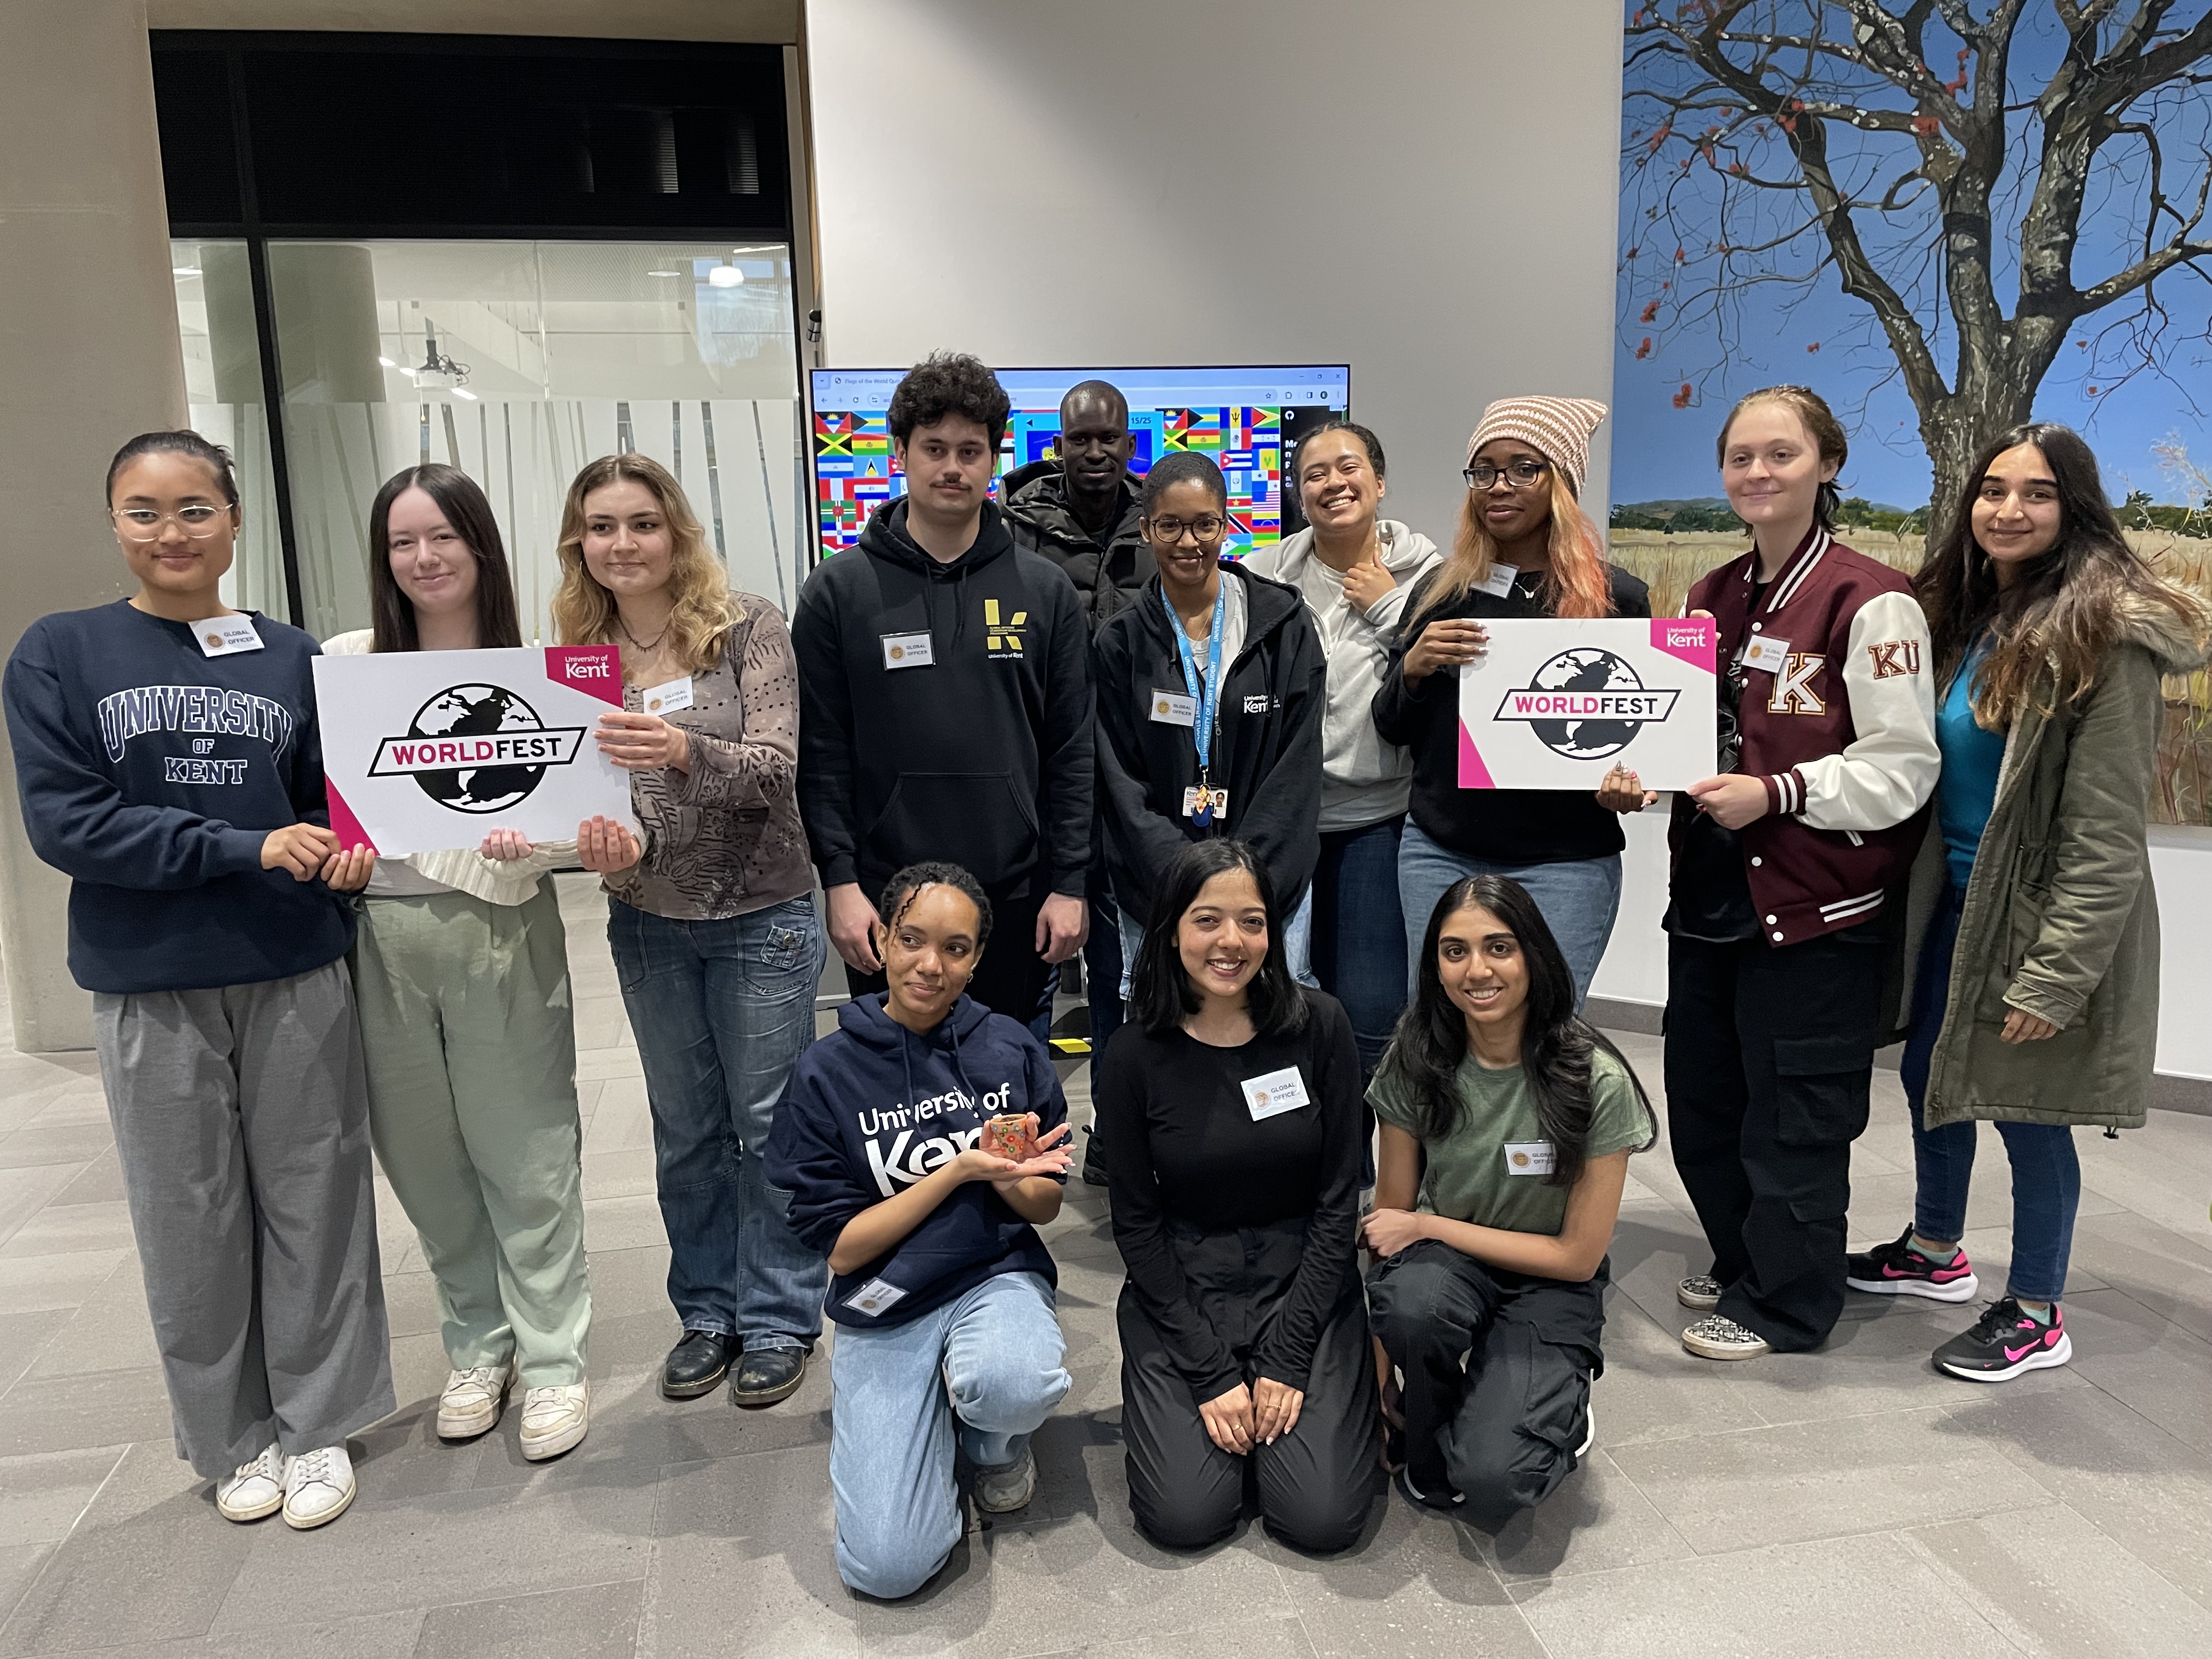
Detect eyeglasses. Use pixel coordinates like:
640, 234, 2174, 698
112, 505, 228, 541
1463, 460, 1551, 491
1147, 515, 1227, 543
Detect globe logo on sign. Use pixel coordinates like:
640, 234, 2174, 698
367, 685, 590, 814
1493, 648, 1680, 762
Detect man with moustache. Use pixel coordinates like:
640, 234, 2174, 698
793, 352, 1093, 1037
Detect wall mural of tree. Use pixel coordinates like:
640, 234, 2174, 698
1613, 0, 2212, 823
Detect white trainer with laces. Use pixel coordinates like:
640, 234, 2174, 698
282, 1444, 356, 1530
437, 1364, 512, 1441
216, 1442, 287, 1523
519, 1381, 590, 1462
972, 1447, 1036, 1514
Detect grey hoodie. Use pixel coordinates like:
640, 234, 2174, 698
1243, 520, 1444, 832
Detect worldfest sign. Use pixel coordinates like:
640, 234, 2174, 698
313, 646, 637, 854
1458, 618, 1717, 791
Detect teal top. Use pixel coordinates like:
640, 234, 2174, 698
1936, 641, 2006, 891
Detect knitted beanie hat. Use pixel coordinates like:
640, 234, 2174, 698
1465, 396, 1609, 499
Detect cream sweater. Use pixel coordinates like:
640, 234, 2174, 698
321, 629, 571, 906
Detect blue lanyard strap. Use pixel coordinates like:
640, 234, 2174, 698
1162, 580, 1226, 776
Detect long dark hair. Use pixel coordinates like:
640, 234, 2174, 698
366, 464, 523, 653
1917, 422, 2202, 724
1129, 839, 1310, 1039
1376, 876, 1652, 1188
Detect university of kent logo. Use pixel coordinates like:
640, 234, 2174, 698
1866, 640, 1922, 679
984, 599, 1026, 653
1494, 647, 1681, 761
369, 684, 587, 814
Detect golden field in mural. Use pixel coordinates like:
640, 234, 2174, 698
1609, 529, 2212, 828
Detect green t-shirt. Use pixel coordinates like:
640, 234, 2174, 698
1368, 1048, 1649, 1238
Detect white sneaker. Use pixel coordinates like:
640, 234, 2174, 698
216, 1442, 287, 1522
1681, 1314, 1772, 1362
972, 1447, 1036, 1514
281, 1444, 356, 1530
518, 1381, 590, 1462
1677, 1274, 1723, 1310
437, 1364, 512, 1441
1575, 1398, 1596, 1460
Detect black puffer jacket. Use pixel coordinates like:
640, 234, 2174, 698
1001, 459, 1153, 633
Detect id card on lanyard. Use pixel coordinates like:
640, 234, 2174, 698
1163, 584, 1227, 825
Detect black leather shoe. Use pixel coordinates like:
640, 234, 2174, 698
662, 1329, 735, 1400
729, 1345, 806, 1408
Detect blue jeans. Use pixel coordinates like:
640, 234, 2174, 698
1086, 860, 1124, 1055
1309, 815, 1409, 1074
1901, 884, 2081, 1304
608, 895, 828, 1346
1397, 821, 1622, 1008
830, 1270, 1069, 1598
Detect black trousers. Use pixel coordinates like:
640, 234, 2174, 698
1366, 1242, 1604, 1523
845, 881, 1047, 1029
1663, 928, 1881, 1350
1119, 1279, 1378, 1554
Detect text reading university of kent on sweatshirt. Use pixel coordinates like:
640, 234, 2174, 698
2, 601, 354, 994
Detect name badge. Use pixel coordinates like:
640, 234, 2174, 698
193, 614, 263, 657
640, 675, 694, 715
882, 631, 934, 669
1149, 690, 1197, 727
1181, 785, 1229, 820
1474, 562, 1519, 599
1241, 1065, 1311, 1121
844, 1277, 909, 1317
1504, 1141, 1556, 1177
1742, 634, 1791, 673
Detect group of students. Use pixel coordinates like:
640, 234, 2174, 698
2, 353, 2200, 1595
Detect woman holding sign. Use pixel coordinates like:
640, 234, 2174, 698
327, 462, 638, 1462
3, 431, 386, 1530
1094, 839, 1375, 1554
551, 454, 828, 1410
1373, 397, 1652, 1009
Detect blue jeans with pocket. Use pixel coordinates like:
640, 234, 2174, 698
608, 895, 827, 1347
830, 1270, 1069, 1598
1308, 815, 1409, 1075
1397, 820, 1622, 1008
1901, 883, 2081, 1304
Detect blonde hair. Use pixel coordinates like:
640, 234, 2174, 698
1411, 466, 1616, 627
551, 454, 739, 678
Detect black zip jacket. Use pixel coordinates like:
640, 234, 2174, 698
1372, 563, 1651, 866
793, 498, 1093, 904
1092, 562, 1324, 927
1000, 459, 1154, 634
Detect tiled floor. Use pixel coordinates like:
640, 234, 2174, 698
3, 873, 2212, 1657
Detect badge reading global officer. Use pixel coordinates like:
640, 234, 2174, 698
368, 683, 589, 814
1492, 647, 1681, 761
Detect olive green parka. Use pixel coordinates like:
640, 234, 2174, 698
1905, 588, 2210, 1131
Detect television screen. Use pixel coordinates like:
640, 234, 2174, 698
806, 364, 1352, 561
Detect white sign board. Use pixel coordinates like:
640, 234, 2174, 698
1457, 618, 1718, 791
313, 646, 636, 854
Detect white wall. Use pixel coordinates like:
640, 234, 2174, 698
803, 0, 1626, 549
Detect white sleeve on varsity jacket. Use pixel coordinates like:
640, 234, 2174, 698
1780, 589, 1939, 833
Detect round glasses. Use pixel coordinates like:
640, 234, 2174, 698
1147, 515, 1227, 543
112, 506, 229, 542
1463, 460, 1551, 491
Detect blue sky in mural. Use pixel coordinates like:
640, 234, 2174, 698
1609, 3, 2211, 510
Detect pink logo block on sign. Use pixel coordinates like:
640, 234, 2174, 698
544, 645, 623, 706
325, 782, 379, 856
1458, 720, 1498, 789
1649, 617, 1717, 674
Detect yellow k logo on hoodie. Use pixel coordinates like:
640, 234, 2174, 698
984, 599, 1026, 653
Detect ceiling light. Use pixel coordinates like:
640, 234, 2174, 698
172, 266, 200, 276
646, 268, 681, 278
377, 356, 397, 368
452, 387, 478, 401
707, 264, 744, 288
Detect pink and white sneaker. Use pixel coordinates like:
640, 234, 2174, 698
1932, 1299, 2072, 1382
1846, 1228, 1980, 1302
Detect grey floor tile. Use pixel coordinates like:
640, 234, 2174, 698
0, 1124, 112, 1170
381, 1269, 448, 1344
0, 1250, 125, 1319
2061, 1288, 2212, 1453
1582, 1303, 1775, 1450
0, 1307, 69, 1395
1904, 1499, 2212, 1658
1509, 1531, 2015, 1657
1021, 1614, 1317, 1659
40, 1152, 125, 1209
2065, 1210, 2212, 1344
0, 1446, 127, 1548
25, 1252, 160, 1379
0, 1200, 133, 1261
0, 1362, 177, 1462
0, 1545, 50, 1629
1472, 1449, 1697, 1583
581, 1147, 661, 1201
20, 1609, 426, 1658
583, 1194, 675, 1252
0, 1164, 86, 1250
416, 1578, 644, 1658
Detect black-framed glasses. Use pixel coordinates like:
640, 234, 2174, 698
1463, 459, 1551, 490
1147, 514, 1227, 543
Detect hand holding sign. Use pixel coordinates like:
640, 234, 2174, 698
594, 710, 691, 774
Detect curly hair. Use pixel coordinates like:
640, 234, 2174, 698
1139, 450, 1229, 516
551, 453, 739, 678
888, 352, 1012, 449
879, 862, 994, 955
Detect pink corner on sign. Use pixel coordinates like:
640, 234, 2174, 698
544, 645, 624, 706
1650, 616, 1718, 674
325, 783, 378, 857
1458, 721, 1497, 789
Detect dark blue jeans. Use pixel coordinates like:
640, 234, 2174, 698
1310, 815, 1409, 1075
608, 895, 828, 1346
1085, 859, 1124, 1057
1901, 884, 2081, 1304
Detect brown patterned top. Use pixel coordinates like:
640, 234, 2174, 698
601, 594, 815, 921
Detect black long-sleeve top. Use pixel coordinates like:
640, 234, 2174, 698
1094, 988, 1364, 1398
1372, 563, 1651, 866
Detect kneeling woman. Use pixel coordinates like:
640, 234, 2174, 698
1095, 838, 1374, 1554
768, 863, 1074, 1600
1364, 876, 1653, 1521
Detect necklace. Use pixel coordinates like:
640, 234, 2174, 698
616, 613, 672, 654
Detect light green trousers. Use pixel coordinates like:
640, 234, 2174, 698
351, 882, 590, 1386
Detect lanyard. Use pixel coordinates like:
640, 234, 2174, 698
1162, 581, 1226, 778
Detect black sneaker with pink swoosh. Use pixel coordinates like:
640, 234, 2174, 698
1932, 1298, 2072, 1383
1846, 1227, 1980, 1302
